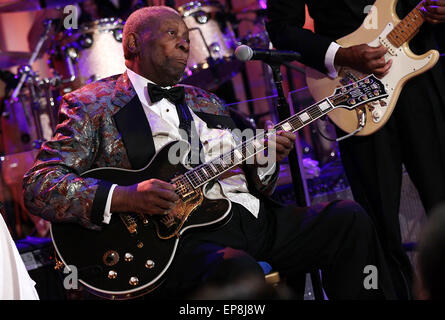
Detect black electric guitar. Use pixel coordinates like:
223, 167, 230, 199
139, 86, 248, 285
51, 75, 387, 299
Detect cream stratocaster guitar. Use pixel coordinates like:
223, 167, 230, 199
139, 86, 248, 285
306, 0, 439, 136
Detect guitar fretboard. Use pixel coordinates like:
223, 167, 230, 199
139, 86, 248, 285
387, 3, 425, 48
172, 74, 387, 196
183, 98, 335, 189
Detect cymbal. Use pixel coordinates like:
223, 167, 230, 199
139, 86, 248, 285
0, 51, 31, 68
0, 0, 85, 13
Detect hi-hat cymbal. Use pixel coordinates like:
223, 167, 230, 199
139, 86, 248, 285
0, 0, 85, 13
0, 51, 31, 68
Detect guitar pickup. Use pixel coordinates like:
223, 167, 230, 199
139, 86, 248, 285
379, 33, 397, 56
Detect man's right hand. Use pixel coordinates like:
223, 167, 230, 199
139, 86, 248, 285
334, 44, 392, 77
111, 179, 179, 215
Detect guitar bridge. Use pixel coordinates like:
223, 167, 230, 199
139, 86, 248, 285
171, 175, 199, 202
120, 214, 138, 234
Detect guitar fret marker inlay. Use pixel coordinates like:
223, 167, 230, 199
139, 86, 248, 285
299, 113, 310, 122
319, 101, 331, 111
281, 122, 292, 131
234, 149, 242, 160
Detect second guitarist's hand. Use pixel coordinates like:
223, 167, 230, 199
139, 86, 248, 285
111, 179, 179, 215
334, 44, 393, 78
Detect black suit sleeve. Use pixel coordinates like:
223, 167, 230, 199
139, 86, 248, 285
266, 0, 334, 74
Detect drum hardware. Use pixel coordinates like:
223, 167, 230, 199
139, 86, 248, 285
60, 46, 79, 84
192, 9, 210, 24
48, 49, 79, 86
77, 34, 94, 49
2, 75, 60, 153
1, 16, 63, 154
40, 77, 60, 136
184, 22, 236, 71
1, 62, 59, 236
32, 77, 61, 145
28, 74, 45, 146
51, 17, 126, 89
184, 26, 219, 75
11, 19, 53, 101
178, 1, 242, 90
1, 74, 59, 238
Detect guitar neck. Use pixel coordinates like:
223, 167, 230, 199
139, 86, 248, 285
184, 98, 336, 189
386, 1, 425, 47
179, 74, 387, 190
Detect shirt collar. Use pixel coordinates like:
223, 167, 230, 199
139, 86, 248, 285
126, 67, 172, 106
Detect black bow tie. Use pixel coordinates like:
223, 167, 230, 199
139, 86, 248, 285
146, 83, 185, 105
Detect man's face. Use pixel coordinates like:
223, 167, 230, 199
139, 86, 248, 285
139, 13, 190, 86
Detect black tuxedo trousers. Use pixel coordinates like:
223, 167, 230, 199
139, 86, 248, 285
150, 200, 396, 300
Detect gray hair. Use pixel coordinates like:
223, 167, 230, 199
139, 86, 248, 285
122, 6, 181, 59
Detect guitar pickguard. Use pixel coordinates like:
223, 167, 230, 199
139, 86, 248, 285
153, 188, 204, 239
339, 23, 435, 124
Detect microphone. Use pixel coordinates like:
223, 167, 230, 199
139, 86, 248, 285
235, 45, 301, 64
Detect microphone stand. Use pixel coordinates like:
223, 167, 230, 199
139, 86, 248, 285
268, 63, 308, 207
269, 61, 325, 301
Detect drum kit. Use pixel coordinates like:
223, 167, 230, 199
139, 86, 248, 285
0, 0, 270, 236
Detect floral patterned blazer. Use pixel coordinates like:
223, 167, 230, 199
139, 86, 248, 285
23, 72, 280, 230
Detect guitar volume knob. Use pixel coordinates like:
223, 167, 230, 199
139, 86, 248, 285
372, 109, 383, 122
145, 260, 155, 269
108, 270, 118, 279
124, 253, 134, 262
129, 277, 139, 286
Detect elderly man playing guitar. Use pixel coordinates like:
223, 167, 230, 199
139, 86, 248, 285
23, 6, 395, 300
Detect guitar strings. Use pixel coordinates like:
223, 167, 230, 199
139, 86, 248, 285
176, 75, 382, 191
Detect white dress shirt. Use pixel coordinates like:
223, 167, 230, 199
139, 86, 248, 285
103, 68, 276, 223
0, 215, 39, 300
325, 42, 342, 79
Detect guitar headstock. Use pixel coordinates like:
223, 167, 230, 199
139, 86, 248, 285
330, 75, 388, 109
